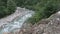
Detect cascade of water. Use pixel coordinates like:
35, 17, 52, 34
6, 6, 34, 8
0, 11, 34, 34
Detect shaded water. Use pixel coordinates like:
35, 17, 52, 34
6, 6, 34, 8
0, 10, 34, 34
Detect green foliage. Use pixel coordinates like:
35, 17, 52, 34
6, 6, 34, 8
21, 0, 60, 24
0, 0, 16, 18
7, 0, 16, 14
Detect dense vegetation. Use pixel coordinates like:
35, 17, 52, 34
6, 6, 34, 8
0, 0, 60, 24
0, 0, 16, 18
13, 0, 60, 24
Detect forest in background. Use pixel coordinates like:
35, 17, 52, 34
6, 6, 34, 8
0, 0, 16, 18
0, 0, 60, 24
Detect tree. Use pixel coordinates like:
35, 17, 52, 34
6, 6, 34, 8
0, 0, 16, 18
7, 0, 16, 14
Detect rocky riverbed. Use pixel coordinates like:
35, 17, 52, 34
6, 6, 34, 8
0, 7, 33, 27
19, 11, 60, 34
0, 7, 34, 34
0, 7, 60, 34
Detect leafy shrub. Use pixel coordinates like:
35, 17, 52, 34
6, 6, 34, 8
23, 0, 60, 24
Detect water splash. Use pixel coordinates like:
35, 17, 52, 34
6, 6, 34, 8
0, 11, 34, 34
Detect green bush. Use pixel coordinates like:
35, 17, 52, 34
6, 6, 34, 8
7, 0, 16, 14
23, 0, 60, 24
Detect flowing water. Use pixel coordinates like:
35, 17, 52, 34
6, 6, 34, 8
0, 8, 34, 34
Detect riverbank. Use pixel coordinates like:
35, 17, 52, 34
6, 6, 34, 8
19, 11, 60, 34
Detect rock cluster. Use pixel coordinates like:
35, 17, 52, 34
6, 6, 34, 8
19, 11, 60, 34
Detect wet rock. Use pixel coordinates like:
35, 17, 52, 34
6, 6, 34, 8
19, 23, 33, 34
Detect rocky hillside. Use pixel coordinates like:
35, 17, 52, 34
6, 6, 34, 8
19, 11, 60, 34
